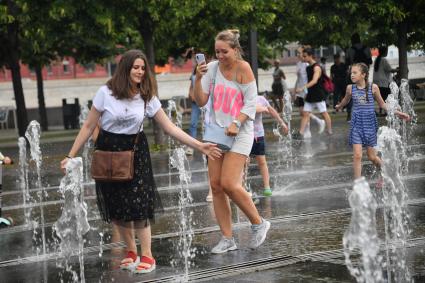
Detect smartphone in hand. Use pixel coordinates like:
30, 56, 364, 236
195, 53, 206, 65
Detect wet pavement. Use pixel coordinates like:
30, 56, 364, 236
0, 108, 425, 282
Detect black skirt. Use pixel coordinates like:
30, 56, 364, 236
94, 130, 163, 226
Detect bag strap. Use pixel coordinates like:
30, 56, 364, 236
209, 61, 220, 122
132, 99, 147, 150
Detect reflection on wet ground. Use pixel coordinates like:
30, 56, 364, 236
0, 115, 424, 282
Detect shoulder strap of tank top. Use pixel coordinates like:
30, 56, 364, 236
209, 61, 220, 121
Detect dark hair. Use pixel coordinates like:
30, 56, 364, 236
106, 49, 157, 102
334, 54, 341, 60
215, 29, 244, 59
320, 57, 326, 64
302, 47, 314, 57
353, 63, 370, 101
351, 33, 361, 45
374, 46, 388, 72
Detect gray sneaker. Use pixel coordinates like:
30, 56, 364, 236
248, 219, 271, 249
211, 237, 237, 254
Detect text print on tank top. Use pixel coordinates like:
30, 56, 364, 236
212, 70, 244, 118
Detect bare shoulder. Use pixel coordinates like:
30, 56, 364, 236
237, 60, 255, 84
346, 84, 353, 94
371, 83, 379, 92
313, 64, 322, 75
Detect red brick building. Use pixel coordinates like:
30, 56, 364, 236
0, 56, 193, 82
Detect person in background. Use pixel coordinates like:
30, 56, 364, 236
250, 95, 288, 196
373, 46, 398, 116
270, 60, 287, 113
320, 57, 327, 76
0, 151, 13, 228
293, 45, 326, 139
345, 33, 373, 122
296, 47, 333, 138
185, 66, 200, 155
330, 53, 348, 112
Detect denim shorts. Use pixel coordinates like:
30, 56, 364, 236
250, 136, 266, 156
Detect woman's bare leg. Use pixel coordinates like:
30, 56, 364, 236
208, 155, 232, 237
134, 222, 153, 258
221, 152, 262, 225
114, 220, 137, 253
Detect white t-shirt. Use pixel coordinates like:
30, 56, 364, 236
92, 85, 161, 134
201, 61, 257, 128
295, 61, 308, 98
253, 96, 271, 138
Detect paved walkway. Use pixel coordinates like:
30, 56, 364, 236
0, 106, 424, 282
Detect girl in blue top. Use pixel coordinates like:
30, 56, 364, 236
336, 63, 409, 181
335, 63, 409, 179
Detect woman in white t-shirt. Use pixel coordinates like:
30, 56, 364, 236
60, 50, 221, 274
373, 46, 397, 116
194, 29, 271, 254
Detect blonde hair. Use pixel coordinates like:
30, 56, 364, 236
215, 29, 244, 59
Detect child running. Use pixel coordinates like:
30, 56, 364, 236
250, 95, 288, 196
335, 63, 409, 181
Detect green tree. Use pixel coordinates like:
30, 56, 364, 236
0, 0, 28, 136
272, 0, 425, 79
367, 0, 425, 79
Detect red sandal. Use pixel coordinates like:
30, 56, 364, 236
133, 256, 156, 274
120, 251, 140, 270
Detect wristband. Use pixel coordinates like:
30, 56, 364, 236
65, 155, 73, 159
232, 119, 241, 129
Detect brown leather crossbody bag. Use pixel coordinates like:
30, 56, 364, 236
91, 120, 143, 182
91, 145, 136, 182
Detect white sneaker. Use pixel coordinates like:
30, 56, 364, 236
303, 128, 312, 139
248, 219, 271, 249
185, 147, 194, 155
211, 237, 237, 254
318, 119, 326, 134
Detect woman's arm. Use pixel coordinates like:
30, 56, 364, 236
153, 108, 222, 159
335, 85, 352, 110
193, 63, 210, 107
281, 69, 286, 80
61, 107, 101, 171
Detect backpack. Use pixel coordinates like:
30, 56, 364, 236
353, 45, 372, 65
312, 63, 334, 93
322, 74, 335, 93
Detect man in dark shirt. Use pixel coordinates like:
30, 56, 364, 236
330, 53, 348, 111
344, 33, 373, 121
